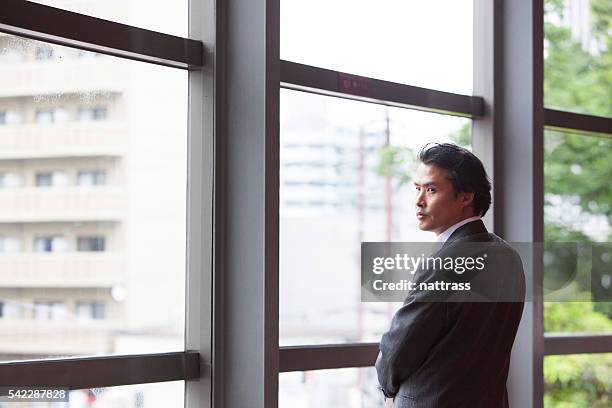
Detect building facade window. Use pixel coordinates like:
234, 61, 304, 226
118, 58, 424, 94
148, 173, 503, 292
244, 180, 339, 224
35, 171, 68, 187
77, 170, 106, 186
77, 106, 108, 121
35, 46, 54, 60
33, 301, 64, 319
76, 301, 105, 320
0, 301, 20, 319
35, 172, 53, 187
77, 236, 105, 252
0, 110, 22, 125
34, 108, 68, 124
0, 237, 22, 254
34, 235, 68, 253
34, 108, 55, 124
0, 173, 23, 188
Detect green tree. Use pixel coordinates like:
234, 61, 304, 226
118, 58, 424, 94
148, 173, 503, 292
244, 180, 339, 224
543, 0, 612, 406
375, 122, 470, 186
374, 144, 415, 187
449, 122, 471, 148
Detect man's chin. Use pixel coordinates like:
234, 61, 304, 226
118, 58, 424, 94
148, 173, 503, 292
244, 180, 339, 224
417, 221, 430, 231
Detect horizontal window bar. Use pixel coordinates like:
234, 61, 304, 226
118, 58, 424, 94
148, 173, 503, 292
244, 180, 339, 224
544, 109, 612, 136
279, 343, 378, 372
0, 351, 201, 389
280, 60, 484, 118
0, 0, 203, 69
280, 334, 612, 372
544, 334, 612, 355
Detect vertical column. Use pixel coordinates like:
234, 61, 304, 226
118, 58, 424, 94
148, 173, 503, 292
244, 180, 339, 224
472, 0, 502, 233
501, 0, 545, 406
473, 0, 544, 407
216, 0, 280, 407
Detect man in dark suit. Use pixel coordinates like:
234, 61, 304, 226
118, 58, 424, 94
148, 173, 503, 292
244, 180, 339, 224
375, 143, 525, 408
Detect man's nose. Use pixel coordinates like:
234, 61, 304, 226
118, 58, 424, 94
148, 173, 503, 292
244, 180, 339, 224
415, 190, 426, 207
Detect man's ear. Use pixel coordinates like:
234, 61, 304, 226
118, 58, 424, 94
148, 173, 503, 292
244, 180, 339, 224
461, 191, 475, 209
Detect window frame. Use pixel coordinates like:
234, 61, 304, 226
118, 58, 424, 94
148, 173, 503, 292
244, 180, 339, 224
538, 0, 612, 406
0, 1, 212, 407
1, 0, 610, 406
276, 61, 484, 368
273, 2, 612, 408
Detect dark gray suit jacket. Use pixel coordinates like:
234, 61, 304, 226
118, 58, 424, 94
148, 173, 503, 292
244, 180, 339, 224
375, 220, 525, 408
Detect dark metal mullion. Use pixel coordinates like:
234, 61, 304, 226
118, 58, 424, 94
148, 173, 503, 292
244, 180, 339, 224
544, 334, 612, 355
0, 0, 203, 69
279, 343, 378, 372
0, 351, 200, 389
280, 60, 484, 118
544, 109, 612, 136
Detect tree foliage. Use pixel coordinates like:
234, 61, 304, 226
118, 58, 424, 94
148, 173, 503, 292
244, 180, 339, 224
543, 0, 612, 406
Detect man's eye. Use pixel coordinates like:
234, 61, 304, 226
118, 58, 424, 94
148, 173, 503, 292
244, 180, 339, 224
427, 188, 436, 193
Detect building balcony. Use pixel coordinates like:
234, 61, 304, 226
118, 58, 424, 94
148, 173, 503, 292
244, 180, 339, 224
0, 253, 124, 288
0, 59, 126, 98
0, 320, 115, 355
0, 122, 127, 159
0, 186, 125, 222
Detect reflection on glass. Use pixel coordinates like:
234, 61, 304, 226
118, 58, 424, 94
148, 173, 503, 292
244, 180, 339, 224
280, 367, 383, 408
279, 89, 471, 346
29, 0, 187, 37
544, 0, 612, 117
544, 354, 612, 407
544, 129, 612, 334
281, 0, 473, 94
0, 35, 187, 361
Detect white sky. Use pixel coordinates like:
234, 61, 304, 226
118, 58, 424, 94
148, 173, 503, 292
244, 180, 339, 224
281, 0, 473, 148
281, 0, 473, 94
34, 0, 473, 94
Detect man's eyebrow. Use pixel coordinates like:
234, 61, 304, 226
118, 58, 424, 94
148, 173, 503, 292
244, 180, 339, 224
413, 182, 437, 187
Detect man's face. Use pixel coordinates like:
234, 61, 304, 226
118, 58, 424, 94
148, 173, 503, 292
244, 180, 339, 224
413, 163, 475, 235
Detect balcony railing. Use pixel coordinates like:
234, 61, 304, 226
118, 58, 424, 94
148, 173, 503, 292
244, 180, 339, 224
0, 320, 115, 355
0, 186, 125, 222
0, 252, 124, 288
0, 59, 125, 97
0, 122, 127, 159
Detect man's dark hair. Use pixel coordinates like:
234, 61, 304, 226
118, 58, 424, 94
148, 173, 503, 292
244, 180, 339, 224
418, 143, 491, 216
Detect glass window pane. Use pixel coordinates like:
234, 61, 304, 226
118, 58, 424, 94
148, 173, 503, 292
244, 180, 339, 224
279, 89, 472, 346
544, 354, 612, 407
77, 236, 105, 252
281, 0, 473, 94
280, 367, 383, 408
69, 381, 184, 407
29, 0, 187, 37
0, 382, 184, 407
544, 0, 612, 117
0, 35, 187, 361
77, 170, 106, 186
544, 129, 612, 334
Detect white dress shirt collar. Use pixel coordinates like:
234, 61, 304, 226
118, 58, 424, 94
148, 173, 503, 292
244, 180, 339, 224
436, 216, 482, 243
